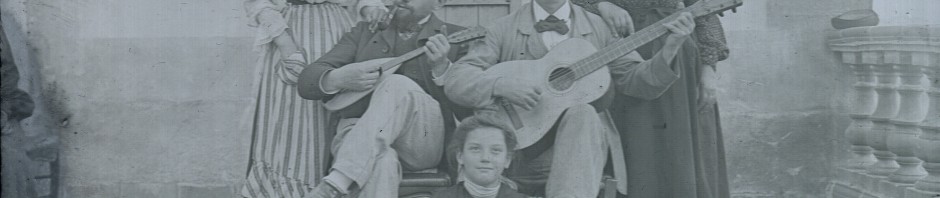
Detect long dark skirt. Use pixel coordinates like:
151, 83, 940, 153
610, 7, 730, 198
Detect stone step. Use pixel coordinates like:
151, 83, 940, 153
831, 167, 940, 198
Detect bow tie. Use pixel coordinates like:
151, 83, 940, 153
534, 15, 569, 35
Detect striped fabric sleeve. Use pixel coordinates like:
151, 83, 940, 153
245, 0, 289, 51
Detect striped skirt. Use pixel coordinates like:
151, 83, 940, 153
241, 3, 354, 198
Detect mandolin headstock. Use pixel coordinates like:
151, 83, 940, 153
446, 26, 487, 44
689, 0, 743, 18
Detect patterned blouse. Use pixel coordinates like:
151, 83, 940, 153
572, 0, 730, 66
243, 0, 384, 50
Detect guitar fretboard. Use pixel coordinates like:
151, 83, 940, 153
560, 4, 703, 81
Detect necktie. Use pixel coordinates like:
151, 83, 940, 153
534, 15, 569, 35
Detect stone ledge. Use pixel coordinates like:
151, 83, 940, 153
119, 182, 177, 198
831, 167, 940, 198
177, 183, 236, 198
826, 25, 940, 54
61, 182, 238, 198
62, 183, 121, 198
828, 25, 940, 41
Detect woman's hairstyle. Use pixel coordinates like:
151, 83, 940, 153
448, 113, 519, 160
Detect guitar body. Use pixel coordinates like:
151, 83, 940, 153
323, 57, 400, 111
484, 38, 611, 148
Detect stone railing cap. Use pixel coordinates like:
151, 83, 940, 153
829, 25, 940, 40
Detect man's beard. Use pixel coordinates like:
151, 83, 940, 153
390, 9, 421, 33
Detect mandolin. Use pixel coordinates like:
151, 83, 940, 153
323, 26, 487, 111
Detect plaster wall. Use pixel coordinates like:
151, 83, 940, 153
716, 0, 870, 196
3, 0, 257, 196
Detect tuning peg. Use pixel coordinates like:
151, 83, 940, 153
732, 7, 737, 13
718, 12, 725, 17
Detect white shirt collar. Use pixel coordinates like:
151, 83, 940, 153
533, 0, 572, 22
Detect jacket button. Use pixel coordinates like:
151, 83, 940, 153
382, 48, 389, 53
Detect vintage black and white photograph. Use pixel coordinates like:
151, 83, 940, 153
1, 0, 938, 197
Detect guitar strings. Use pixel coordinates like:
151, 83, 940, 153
547, 4, 698, 84
547, 22, 670, 83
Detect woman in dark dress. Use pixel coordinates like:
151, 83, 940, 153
431, 115, 526, 198
571, 0, 732, 197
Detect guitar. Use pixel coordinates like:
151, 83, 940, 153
487, 0, 743, 148
323, 26, 487, 111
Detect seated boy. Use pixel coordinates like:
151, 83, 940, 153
431, 114, 527, 198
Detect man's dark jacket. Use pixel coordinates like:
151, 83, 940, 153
297, 14, 472, 155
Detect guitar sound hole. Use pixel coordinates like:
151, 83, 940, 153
549, 67, 576, 91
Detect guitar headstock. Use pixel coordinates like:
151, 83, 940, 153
446, 26, 487, 44
688, 0, 743, 18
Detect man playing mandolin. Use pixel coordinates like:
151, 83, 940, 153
437, 0, 697, 197
295, 0, 472, 197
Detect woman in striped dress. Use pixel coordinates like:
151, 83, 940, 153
241, 0, 386, 197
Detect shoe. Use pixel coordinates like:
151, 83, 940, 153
304, 181, 344, 198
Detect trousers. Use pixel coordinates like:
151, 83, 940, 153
329, 74, 445, 198
506, 104, 608, 198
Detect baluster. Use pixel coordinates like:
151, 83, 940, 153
842, 51, 878, 170
886, 51, 928, 184
915, 52, 940, 193
865, 51, 901, 176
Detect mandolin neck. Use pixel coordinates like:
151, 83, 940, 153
379, 47, 428, 71
375, 26, 486, 72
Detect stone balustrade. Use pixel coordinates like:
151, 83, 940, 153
828, 25, 940, 198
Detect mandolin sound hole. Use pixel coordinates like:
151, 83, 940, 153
549, 67, 576, 91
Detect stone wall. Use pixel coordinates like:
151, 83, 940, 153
0, 0, 912, 197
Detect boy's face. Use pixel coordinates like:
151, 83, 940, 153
457, 127, 511, 187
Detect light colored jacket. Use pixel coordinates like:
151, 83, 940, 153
442, 2, 680, 109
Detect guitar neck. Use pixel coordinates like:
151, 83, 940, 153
379, 47, 428, 71
568, 5, 697, 79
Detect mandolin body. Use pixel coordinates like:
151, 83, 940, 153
322, 57, 400, 111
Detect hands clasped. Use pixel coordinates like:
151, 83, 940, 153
597, 2, 635, 36
277, 51, 307, 85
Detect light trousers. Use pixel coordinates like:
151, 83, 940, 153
506, 104, 608, 198
330, 75, 445, 198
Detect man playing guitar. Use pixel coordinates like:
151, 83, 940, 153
295, 0, 471, 197
436, 0, 697, 197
